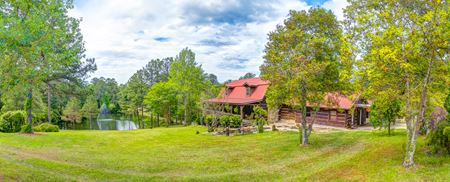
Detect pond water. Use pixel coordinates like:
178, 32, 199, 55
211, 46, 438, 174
59, 116, 140, 130
96, 118, 138, 130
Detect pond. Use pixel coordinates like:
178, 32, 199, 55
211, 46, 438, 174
59, 116, 140, 130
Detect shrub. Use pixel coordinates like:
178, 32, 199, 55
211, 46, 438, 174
20, 123, 33, 133
256, 118, 266, 133
229, 115, 242, 128
33, 123, 59, 132
205, 115, 213, 126
444, 127, 450, 140
253, 106, 267, 133
219, 115, 231, 127
426, 119, 450, 155
0, 110, 27, 133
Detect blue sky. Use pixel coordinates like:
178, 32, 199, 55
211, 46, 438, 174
70, 0, 348, 83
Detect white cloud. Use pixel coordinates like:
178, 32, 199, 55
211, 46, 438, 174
322, 0, 349, 20
70, 0, 345, 84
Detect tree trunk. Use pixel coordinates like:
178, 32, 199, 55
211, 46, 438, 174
301, 104, 308, 145
183, 93, 187, 126
47, 83, 51, 123
141, 105, 144, 128
150, 112, 153, 129
388, 121, 391, 136
157, 113, 160, 127
403, 66, 415, 167
26, 86, 33, 131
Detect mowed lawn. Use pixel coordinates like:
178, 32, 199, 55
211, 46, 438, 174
0, 126, 449, 181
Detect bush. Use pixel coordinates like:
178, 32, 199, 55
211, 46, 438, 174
444, 127, 450, 140
205, 115, 213, 126
33, 123, 59, 132
256, 118, 266, 133
426, 119, 450, 155
229, 115, 242, 128
0, 110, 27, 133
220, 115, 231, 127
20, 123, 33, 133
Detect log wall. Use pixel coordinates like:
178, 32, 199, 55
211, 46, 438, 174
279, 106, 348, 127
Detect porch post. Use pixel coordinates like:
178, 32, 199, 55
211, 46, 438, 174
240, 105, 244, 120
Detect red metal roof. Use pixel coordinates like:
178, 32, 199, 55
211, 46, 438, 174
208, 78, 361, 109
208, 77, 269, 105
316, 93, 354, 110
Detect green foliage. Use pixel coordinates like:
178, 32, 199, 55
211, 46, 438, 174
0, 0, 88, 127
261, 7, 343, 143
219, 115, 231, 128
229, 115, 242, 128
0, 110, 26, 133
33, 123, 59, 132
239, 72, 256, 80
369, 97, 401, 135
253, 106, 267, 133
426, 119, 450, 155
20, 124, 32, 133
62, 98, 82, 123
205, 115, 213, 126
144, 81, 179, 125
345, 0, 450, 167
444, 127, 450, 140
90, 77, 120, 113
169, 48, 208, 124
445, 92, 450, 114
81, 95, 99, 117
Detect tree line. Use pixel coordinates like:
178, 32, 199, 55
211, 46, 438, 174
261, 1, 449, 168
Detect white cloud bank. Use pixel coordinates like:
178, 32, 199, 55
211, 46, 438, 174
70, 0, 347, 83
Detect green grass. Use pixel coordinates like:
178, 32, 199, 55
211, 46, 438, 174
0, 126, 448, 181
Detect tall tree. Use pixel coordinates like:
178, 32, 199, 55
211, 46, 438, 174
169, 48, 207, 125
45, 58, 96, 123
239, 72, 256, 80
345, 0, 449, 167
260, 7, 343, 145
126, 70, 149, 127
142, 57, 173, 85
81, 95, 99, 124
90, 77, 120, 113
62, 97, 82, 125
204, 73, 219, 85
0, 1, 86, 132
144, 81, 178, 126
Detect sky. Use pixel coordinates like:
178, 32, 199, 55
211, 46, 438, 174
69, 0, 348, 84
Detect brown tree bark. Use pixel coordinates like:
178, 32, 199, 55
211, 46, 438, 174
47, 83, 51, 123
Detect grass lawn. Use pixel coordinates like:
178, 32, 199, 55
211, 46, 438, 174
0, 126, 449, 181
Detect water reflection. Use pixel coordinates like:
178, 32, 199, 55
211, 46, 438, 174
97, 118, 138, 130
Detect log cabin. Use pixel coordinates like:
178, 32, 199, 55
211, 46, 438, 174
207, 77, 370, 128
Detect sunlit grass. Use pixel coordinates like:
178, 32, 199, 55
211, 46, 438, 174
0, 126, 448, 181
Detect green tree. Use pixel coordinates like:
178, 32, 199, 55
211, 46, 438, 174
142, 57, 173, 85
144, 81, 178, 127
345, 0, 449, 167
169, 48, 207, 125
89, 77, 120, 113
126, 70, 149, 127
0, 1, 86, 132
369, 93, 401, 136
261, 7, 343, 145
239, 72, 256, 80
81, 95, 98, 123
44, 58, 96, 123
205, 73, 219, 85
62, 97, 82, 125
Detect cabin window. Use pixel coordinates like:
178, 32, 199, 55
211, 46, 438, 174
246, 86, 255, 96
226, 87, 233, 95
330, 110, 337, 121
